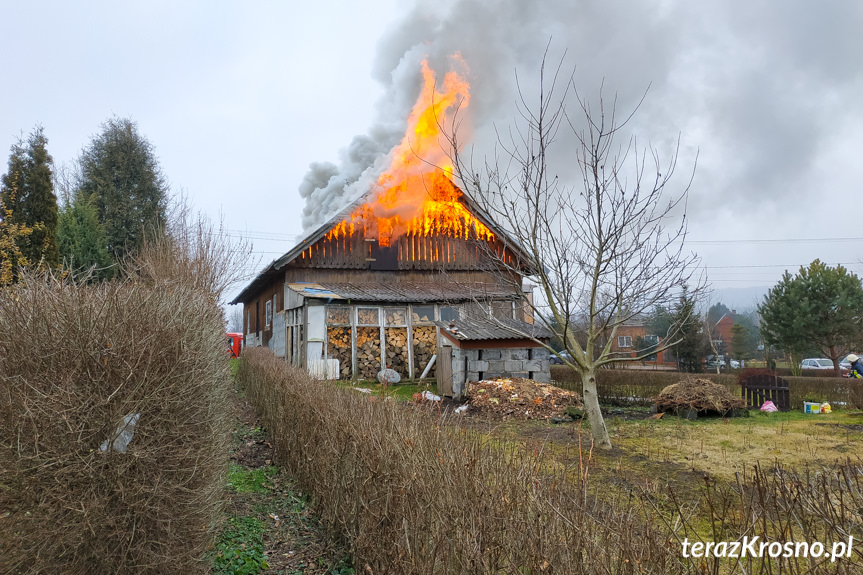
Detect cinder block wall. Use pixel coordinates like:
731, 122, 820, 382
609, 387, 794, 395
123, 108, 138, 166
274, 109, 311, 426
450, 346, 550, 397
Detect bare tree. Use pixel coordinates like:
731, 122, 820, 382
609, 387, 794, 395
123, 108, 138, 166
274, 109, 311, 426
226, 304, 244, 333
447, 57, 704, 449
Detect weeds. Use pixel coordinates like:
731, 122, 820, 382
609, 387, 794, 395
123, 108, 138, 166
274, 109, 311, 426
212, 516, 268, 575
227, 465, 277, 494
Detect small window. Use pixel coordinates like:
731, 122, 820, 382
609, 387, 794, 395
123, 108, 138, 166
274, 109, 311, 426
326, 306, 351, 326
385, 307, 407, 326
440, 306, 459, 322
618, 335, 632, 348
491, 300, 514, 320
357, 307, 380, 326
265, 300, 273, 327
411, 305, 435, 324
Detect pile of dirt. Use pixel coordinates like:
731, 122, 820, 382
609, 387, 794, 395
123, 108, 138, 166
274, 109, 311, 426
467, 378, 582, 420
654, 378, 745, 414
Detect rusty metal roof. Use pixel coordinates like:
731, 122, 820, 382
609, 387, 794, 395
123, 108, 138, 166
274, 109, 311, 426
436, 315, 552, 342
287, 281, 518, 303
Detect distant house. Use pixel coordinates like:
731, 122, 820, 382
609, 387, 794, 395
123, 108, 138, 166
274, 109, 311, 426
609, 319, 675, 366
711, 310, 741, 355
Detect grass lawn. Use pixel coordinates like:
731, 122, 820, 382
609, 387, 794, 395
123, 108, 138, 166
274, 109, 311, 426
603, 408, 863, 480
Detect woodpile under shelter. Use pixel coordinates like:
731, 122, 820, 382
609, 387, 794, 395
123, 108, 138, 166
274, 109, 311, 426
230, 178, 541, 390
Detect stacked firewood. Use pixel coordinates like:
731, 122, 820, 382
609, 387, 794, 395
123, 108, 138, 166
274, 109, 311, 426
385, 308, 407, 326
412, 326, 437, 378
385, 327, 409, 377
356, 327, 381, 379
327, 327, 353, 379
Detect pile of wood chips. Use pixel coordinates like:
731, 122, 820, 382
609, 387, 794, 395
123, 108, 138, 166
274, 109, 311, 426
654, 378, 745, 414
467, 378, 582, 420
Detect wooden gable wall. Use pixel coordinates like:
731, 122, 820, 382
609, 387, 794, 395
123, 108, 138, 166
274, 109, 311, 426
293, 229, 519, 271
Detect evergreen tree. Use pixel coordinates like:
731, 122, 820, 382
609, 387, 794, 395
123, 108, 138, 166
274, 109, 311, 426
730, 323, 751, 360
78, 117, 168, 261
673, 287, 706, 372
0, 172, 33, 284
57, 191, 114, 281
0, 127, 60, 269
758, 259, 863, 372
707, 302, 730, 328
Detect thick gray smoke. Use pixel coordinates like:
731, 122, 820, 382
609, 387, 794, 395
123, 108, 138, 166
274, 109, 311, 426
299, 0, 863, 230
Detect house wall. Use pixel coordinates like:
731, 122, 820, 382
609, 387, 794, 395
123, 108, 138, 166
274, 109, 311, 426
610, 324, 676, 366
242, 275, 284, 348
448, 346, 551, 398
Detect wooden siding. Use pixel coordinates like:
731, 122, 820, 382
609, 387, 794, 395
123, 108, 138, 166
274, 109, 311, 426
292, 230, 519, 271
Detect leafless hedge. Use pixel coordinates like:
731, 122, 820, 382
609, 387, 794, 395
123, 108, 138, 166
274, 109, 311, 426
550, 367, 863, 410
238, 348, 683, 575
0, 271, 231, 574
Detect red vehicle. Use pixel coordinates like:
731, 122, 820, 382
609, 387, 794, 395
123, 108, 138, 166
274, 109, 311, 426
227, 332, 243, 358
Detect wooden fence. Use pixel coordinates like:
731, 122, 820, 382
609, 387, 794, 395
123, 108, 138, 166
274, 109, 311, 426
740, 374, 790, 411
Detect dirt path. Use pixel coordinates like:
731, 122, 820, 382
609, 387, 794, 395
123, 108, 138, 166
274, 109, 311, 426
212, 390, 353, 575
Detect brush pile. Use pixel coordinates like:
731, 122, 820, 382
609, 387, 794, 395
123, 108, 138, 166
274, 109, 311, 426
467, 378, 582, 419
654, 378, 745, 414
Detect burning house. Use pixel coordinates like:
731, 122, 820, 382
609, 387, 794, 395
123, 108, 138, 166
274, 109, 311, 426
230, 58, 551, 394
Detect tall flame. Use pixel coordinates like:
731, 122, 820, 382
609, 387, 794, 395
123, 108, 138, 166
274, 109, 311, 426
326, 55, 494, 247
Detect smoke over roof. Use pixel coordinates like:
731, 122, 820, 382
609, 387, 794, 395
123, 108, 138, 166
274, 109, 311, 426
299, 0, 863, 240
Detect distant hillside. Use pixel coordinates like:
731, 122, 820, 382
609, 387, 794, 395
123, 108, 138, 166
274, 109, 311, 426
708, 286, 769, 313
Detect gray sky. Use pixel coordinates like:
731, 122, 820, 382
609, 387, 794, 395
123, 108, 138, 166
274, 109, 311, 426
2, 0, 861, 306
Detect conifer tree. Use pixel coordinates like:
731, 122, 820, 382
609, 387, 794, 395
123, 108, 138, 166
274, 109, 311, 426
57, 191, 114, 280
78, 117, 169, 261
0, 127, 60, 269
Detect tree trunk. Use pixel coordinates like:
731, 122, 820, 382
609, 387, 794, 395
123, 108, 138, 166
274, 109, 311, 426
582, 369, 611, 450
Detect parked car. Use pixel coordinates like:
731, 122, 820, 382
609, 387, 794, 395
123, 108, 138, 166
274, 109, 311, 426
839, 354, 857, 371
705, 355, 740, 370
800, 358, 834, 370
549, 350, 572, 365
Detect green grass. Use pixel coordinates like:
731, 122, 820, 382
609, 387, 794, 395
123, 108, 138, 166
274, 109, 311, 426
226, 465, 277, 494
335, 381, 432, 401
212, 516, 268, 575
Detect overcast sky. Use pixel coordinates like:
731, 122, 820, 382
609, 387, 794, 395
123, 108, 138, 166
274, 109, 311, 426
2, 0, 861, 308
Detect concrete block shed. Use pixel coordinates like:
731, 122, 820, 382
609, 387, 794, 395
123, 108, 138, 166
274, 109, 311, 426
435, 315, 552, 398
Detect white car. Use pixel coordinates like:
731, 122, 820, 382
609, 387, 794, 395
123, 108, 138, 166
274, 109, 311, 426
800, 358, 834, 370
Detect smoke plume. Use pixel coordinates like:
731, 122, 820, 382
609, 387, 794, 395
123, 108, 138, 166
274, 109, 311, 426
299, 0, 863, 231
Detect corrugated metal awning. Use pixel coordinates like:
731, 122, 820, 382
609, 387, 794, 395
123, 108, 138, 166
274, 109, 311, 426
286, 281, 518, 303
436, 315, 552, 342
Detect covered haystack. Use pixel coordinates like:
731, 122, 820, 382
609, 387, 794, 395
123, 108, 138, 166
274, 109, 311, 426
654, 378, 745, 415
467, 378, 582, 420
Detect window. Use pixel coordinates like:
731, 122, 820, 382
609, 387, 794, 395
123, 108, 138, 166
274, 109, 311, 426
265, 299, 272, 327
618, 335, 632, 348
440, 306, 459, 322
411, 305, 435, 324
357, 307, 380, 326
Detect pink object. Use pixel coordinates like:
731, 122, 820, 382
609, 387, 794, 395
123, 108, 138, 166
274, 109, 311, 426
760, 400, 778, 412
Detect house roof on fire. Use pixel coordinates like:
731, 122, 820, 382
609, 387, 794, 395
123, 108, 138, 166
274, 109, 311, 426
230, 183, 533, 305
436, 315, 552, 343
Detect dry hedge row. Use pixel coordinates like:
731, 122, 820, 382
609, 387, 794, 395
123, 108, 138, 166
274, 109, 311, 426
238, 348, 684, 575
550, 367, 863, 410
0, 274, 231, 574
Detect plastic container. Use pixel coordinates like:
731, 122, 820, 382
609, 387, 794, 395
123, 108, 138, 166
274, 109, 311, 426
803, 401, 821, 414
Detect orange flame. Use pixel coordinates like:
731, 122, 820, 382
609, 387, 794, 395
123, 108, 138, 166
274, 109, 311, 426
326, 55, 494, 247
